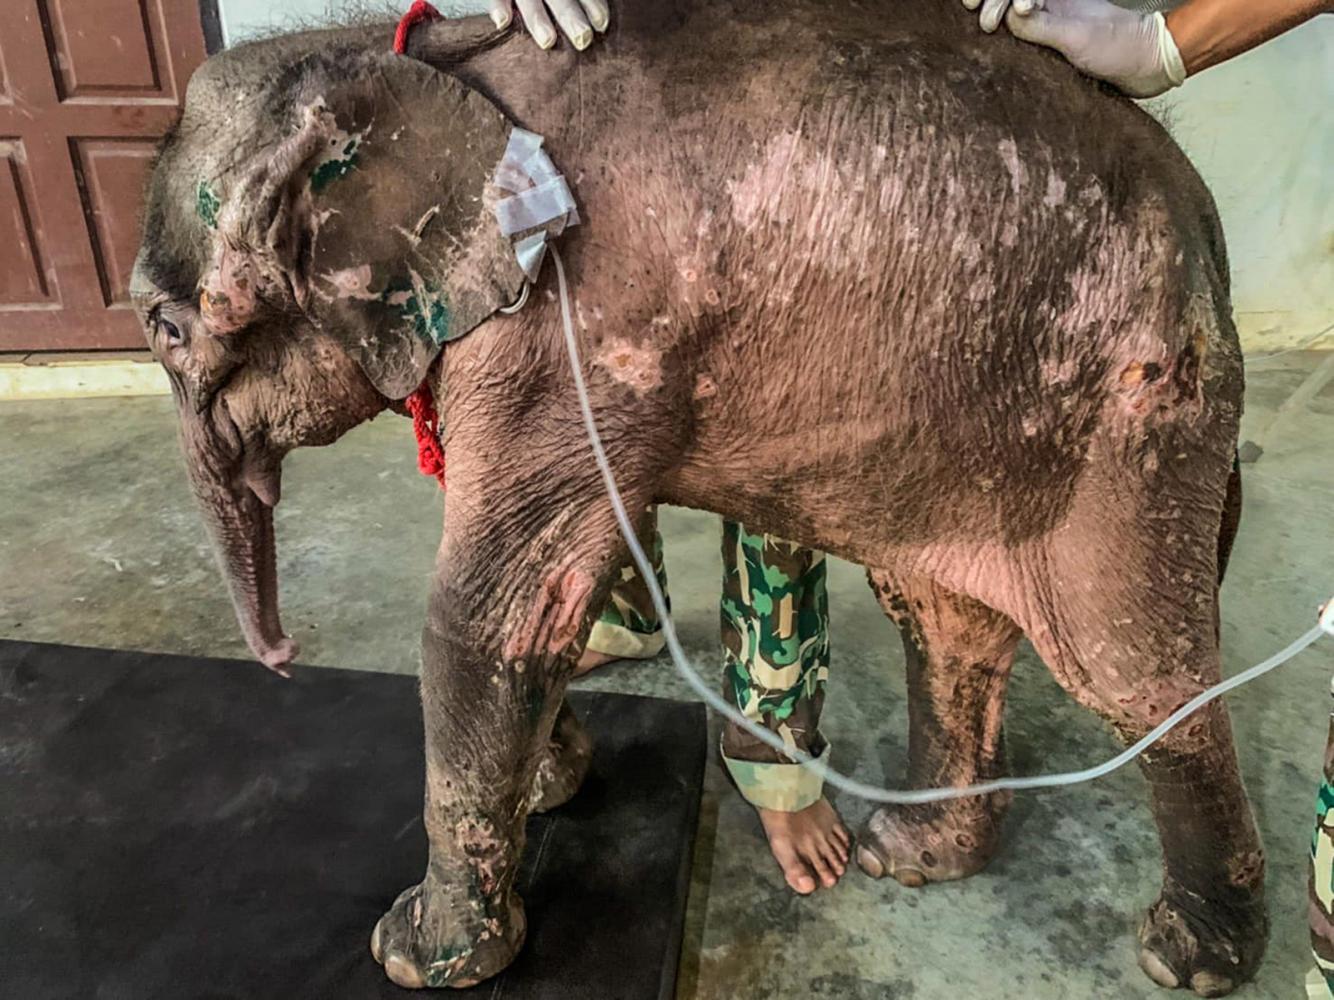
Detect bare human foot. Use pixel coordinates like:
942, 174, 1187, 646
573, 648, 620, 677
758, 797, 851, 894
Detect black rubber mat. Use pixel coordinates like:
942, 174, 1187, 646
0, 640, 705, 1000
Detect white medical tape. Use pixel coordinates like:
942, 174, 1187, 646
514, 147, 580, 229
513, 232, 549, 281
493, 127, 578, 282
498, 127, 545, 179
494, 176, 579, 237
519, 147, 558, 186
494, 160, 532, 195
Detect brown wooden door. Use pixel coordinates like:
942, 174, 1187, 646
0, 0, 209, 351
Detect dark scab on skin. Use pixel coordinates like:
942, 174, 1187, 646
1119, 361, 1163, 388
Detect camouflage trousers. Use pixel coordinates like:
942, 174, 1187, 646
589, 510, 830, 812
1309, 694, 1334, 998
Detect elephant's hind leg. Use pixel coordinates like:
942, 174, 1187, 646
527, 699, 594, 814
1018, 475, 1265, 997
857, 573, 1022, 886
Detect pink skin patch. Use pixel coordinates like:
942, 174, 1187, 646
594, 337, 662, 395
997, 138, 1027, 194
503, 568, 596, 662
1043, 172, 1068, 208
321, 264, 379, 301
256, 637, 299, 678
455, 816, 506, 896
199, 247, 257, 335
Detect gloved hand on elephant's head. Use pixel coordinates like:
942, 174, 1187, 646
965, 0, 1186, 98
489, 0, 610, 49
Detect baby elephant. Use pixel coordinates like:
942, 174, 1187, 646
132, 0, 1261, 994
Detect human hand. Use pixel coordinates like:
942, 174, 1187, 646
962, 0, 1042, 35
489, 0, 609, 50
1004, 0, 1187, 98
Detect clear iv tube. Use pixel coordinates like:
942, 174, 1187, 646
550, 245, 1331, 806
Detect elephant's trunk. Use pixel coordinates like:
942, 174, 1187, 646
185, 428, 298, 675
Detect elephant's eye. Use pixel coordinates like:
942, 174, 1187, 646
160, 319, 183, 344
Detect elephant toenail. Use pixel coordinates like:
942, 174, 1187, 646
893, 868, 927, 888
1189, 971, 1234, 997
1138, 949, 1180, 989
855, 844, 885, 879
370, 919, 384, 962
919, 850, 937, 868
385, 952, 427, 989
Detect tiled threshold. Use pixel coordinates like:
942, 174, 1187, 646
0, 352, 169, 400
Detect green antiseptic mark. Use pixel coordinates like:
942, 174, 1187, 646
384, 277, 452, 346
310, 137, 361, 193
424, 946, 475, 987
195, 181, 220, 229
1313, 778, 1334, 856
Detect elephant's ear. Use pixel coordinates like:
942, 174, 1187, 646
300, 51, 525, 399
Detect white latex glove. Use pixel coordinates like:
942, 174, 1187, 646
489, 0, 609, 50
1005, 0, 1188, 98
964, 0, 1042, 34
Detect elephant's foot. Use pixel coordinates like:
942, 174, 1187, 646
855, 796, 1006, 886
370, 880, 525, 989
526, 702, 594, 814
1136, 886, 1268, 997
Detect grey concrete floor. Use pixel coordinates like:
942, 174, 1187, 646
2, 353, 1332, 999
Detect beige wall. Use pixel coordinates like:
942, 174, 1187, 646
216, 0, 491, 43
218, 2, 1332, 353
1144, 15, 1333, 353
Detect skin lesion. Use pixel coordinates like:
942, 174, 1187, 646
454, 815, 508, 897
501, 567, 598, 663
593, 336, 664, 394
1119, 360, 1165, 388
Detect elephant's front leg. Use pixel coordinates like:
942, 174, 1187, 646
371, 500, 633, 989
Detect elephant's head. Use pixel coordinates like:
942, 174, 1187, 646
132, 38, 529, 672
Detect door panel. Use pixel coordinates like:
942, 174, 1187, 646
0, 140, 53, 307
41, 0, 164, 98
0, 0, 207, 350
72, 138, 159, 307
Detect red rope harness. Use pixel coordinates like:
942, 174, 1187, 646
394, 0, 441, 56
404, 384, 446, 483
394, 1, 448, 488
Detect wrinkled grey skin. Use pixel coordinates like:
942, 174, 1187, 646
132, 1, 1261, 994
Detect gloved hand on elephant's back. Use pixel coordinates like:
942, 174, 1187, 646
489, 0, 609, 49
962, 0, 1042, 34
1001, 0, 1187, 97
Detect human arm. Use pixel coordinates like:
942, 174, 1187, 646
1162, 0, 1332, 75
488, 0, 609, 50
1003, 0, 1332, 97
